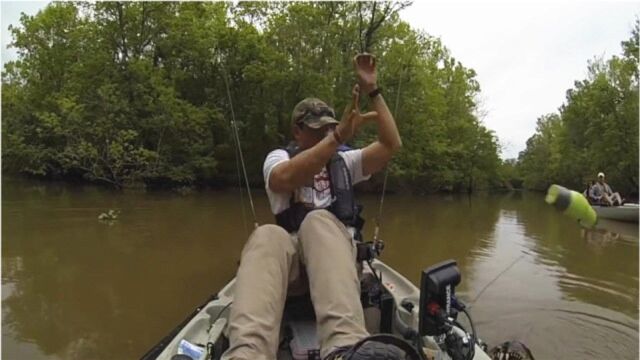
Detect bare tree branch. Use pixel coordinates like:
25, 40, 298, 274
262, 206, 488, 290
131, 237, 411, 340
359, 1, 412, 52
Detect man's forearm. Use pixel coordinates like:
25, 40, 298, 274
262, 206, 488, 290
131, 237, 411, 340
371, 94, 402, 151
270, 135, 338, 192
289, 135, 338, 181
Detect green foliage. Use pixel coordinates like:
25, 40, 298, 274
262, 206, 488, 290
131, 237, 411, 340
3, 1, 500, 191
517, 19, 639, 195
498, 158, 522, 189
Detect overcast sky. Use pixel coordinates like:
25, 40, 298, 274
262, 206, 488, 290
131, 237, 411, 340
2, 1, 638, 159
1, 1, 47, 63
400, 1, 638, 159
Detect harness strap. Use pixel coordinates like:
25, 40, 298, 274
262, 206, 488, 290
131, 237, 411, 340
274, 143, 364, 234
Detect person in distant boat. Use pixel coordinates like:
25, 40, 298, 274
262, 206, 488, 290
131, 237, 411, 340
590, 172, 624, 206
583, 180, 594, 200
222, 54, 405, 360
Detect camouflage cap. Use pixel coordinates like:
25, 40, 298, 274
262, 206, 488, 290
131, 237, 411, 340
291, 98, 339, 129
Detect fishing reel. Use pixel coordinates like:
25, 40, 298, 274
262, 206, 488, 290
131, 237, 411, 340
356, 238, 385, 262
418, 260, 478, 360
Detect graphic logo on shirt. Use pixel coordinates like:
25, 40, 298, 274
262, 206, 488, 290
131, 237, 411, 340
295, 167, 332, 209
314, 169, 330, 192
264, 148, 366, 215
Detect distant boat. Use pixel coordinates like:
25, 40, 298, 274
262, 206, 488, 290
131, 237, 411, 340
592, 203, 639, 223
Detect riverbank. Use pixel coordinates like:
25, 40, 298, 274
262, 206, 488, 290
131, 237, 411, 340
2, 172, 518, 196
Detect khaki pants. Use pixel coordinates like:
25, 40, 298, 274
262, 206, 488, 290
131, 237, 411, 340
222, 210, 369, 360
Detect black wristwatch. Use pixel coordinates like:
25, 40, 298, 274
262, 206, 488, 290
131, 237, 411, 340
368, 87, 382, 98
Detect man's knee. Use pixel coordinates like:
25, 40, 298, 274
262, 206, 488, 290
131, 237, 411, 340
299, 209, 338, 230
299, 210, 351, 247
243, 224, 291, 256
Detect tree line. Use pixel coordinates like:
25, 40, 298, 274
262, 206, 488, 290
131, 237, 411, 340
514, 19, 639, 197
2, 2, 501, 192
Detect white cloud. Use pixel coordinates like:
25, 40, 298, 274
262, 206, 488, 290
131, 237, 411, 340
400, 1, 638, 159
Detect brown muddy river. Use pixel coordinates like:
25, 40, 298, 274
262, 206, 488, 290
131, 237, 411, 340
2, 179, 638, 359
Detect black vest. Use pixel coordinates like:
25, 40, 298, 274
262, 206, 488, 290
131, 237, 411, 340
274, 143, 364, 234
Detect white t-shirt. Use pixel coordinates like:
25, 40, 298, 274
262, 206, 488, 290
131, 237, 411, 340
263, 148, 370, 214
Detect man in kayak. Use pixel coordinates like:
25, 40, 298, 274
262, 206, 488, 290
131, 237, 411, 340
222, 53, 404, 360
583, 181, 594, 199
590, 172, 624, 206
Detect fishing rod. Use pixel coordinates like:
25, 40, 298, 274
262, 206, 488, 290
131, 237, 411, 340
216, 53, 259, 231
234, 129, 250, 236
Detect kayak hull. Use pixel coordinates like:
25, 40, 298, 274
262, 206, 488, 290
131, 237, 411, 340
145, 259, 492, 360
593, 203, 639, 223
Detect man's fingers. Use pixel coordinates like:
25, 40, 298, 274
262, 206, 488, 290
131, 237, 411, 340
341, 102, 352, 122
354, 53, 375, 68
351, 86, 360, 110
360, 111, 378, 121
354, 53, 375, 67
353, 54, 363, 70
341, 85, 358, 122
368, 54, 375, 66
353, 111, 378, 129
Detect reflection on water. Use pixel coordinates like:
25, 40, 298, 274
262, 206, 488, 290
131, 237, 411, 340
2, 180, 638, 359
461, 193, 638, 359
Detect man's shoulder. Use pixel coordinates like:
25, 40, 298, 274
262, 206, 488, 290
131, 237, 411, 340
263, 149, 290, 176
337, 148, 361, 158
265, 148, 289, 161
337, 148, 362, 165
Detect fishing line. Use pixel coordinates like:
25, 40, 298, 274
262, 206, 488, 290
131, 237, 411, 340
373, 60, 407, 242
468, 254, 526, 308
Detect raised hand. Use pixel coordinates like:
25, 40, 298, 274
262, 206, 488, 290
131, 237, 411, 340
353, 53, 378, 94
335, 84, 377, 143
